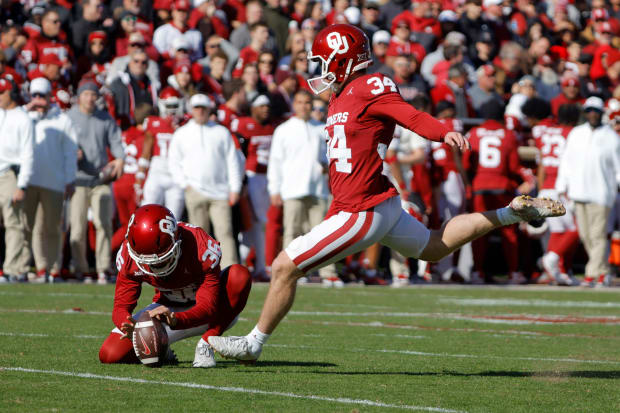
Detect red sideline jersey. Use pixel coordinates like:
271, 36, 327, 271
232, 116, 275, 173
431, 118, 464, 183
144, 116, 175, 161
120, 126, 145, 178
532, 118, 571, 190
325, 72, 449, 217
463, 119, 521, 192
113, 223, 222, 330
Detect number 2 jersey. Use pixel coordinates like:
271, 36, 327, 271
531, 118, 571, 190
113, 223, 223, 330
325, 72, 450, 217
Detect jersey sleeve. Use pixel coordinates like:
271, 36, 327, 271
172, 228, 222, 329
363, 76, 450, 142
111, 243, 142, 329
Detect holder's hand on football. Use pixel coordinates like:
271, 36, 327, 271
149, 305, 178, 328
444, 132, 470, 151
120, 315, 136, 340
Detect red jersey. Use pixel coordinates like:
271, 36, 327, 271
144, 116, 175, 166
463, 119, 521, 192
113, 223, 222, 330
120, 126, 145, 177
431, 118, 463, 183
217, 104, 241, 131
325, 73, 449, 217
232, 116, 274, 174
386, 39, 426, 63
532, 118, 571, 190
20, 34, 73, 70
550, 94, 584, 118
232, 47, 259, 78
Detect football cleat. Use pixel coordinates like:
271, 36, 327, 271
509, 195, 566, 222
208, 335, 261, 362
192, 338, 216, 368
508, 271, 528, 285
391, 274, 410, 288
556, 273, 579, 286
595, 274, 611, 288
581, 276, 596, 287
322, 276, 344, 288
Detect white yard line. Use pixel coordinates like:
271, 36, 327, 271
1, 367, 466, 413
440, 298, 620, 309
0, 291, 113, 298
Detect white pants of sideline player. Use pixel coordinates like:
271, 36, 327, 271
286, 196, 430, 273
109, 302, 238, 344
142, 169, 185, 219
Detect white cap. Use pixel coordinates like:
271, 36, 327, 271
343, 7, 361, 25
483, 0, 502, 6
193, 0, 207, 6
251, 94, 270, 107
583, 96, 604, 112
372, 30, 391, 45
190, 93, 214, 109
30, 77, 52, 95
172, 36, 190, 52
438, 10, 457, 22
445, 31, 466, 45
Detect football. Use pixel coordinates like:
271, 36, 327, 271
98, 163, 117, 184
132, 312, 169, 367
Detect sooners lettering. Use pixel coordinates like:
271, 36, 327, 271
326, 112, 349, 127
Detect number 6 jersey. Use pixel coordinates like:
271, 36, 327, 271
325, 72, 450, 217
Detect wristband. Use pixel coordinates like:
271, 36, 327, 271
135, 171, 146, 180
138, 158, 150, 168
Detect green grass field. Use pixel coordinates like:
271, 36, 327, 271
1, 283, 620, 412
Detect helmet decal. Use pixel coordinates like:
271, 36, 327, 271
159, 215, 177, 237
326, 32, 349, 55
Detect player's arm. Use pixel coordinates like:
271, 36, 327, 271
365, 92, 469, 150
166, 273, 220, 329
112, 272, 142, 338
137, 129, 154, 187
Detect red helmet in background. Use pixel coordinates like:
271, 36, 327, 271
125, 204, 182, 277
157, 86, 183, 118
307, 24, 372, 95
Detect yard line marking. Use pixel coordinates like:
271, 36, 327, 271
0, 308, 111, 316
287, 311, 620, 325
441, 298, 620, 309
376, 350, 620, 365
1, 367, 466, 413
0, 331, 106, 339
0, 291, 113, 298
266, 344, 620, 365
285, 320, 620, 340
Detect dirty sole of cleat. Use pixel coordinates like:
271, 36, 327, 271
212, 348, 257, 365
510, 195, 566, 220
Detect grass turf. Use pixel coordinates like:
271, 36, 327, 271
1, 283, 619, 412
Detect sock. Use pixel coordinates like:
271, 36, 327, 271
496, 207, 521, 226
246, 325, 270, 349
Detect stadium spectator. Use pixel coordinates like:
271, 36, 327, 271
0, 23, 25, 67
197, 35, 239, 80
390, 54, 427, 103
23, 77, 77, 283
217, 79, 246, 131
76, 31, 112, 88
360, 0, 381, 40
71, 0, 115, 57
106, 32, 160, 89
230, 0, 275, 52
68, 81, 124, 284
550, 72, 584, 118
153, 0, 203, 60
262, 0, 290, 57
232, 22, 271, 78
431, 64, 474, 119
107, 50, 158, 128
278, 31, 306, 72
256, 51, 277, 93
267, 90, 333, 281
0, 78, 34, 283
556, 97, 620, 287
468, 64, 503, 116
367, 30, 392, 76
168, 94, 243, 269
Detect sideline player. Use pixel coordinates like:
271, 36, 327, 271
208, 24, 566, 362
98, 204, 251, 368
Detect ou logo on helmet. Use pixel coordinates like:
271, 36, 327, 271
159, 216, 177, 236
326, 32, 349, 54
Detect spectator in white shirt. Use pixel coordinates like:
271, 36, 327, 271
23, 78, 78, 283
152, 0, 203, 61
267, 90, 329, 248
556, 96, 620, 287
0, 78, 34, 283
267, 90, 338, 283
168, 94, 244, 268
